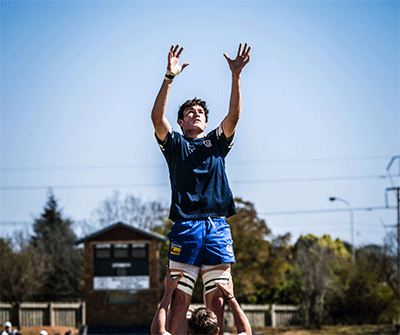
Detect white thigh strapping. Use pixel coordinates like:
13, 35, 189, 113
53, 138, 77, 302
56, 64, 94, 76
201, 264, 231, 295
169, 260, 199, 296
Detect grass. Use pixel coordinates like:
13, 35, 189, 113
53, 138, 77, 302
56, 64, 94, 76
20, 326, 79, 335
228, 324, 397, 335
20, 324, 398, 335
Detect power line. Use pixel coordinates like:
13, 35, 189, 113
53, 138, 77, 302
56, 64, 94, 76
260, 206, 396, 216
1, 174, 397, 191
0, 182, 169, 191
1, 154, 394, 172
1, 163, 165, 172
0, 216, 394, 227
269, 221, 391, 227
233, 174, 391, 184
230, 155, 393, 165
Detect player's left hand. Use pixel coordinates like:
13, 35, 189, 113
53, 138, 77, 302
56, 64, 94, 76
223, 43, 251, 76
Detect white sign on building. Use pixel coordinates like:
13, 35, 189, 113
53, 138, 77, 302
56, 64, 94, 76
93, 276, 150, 291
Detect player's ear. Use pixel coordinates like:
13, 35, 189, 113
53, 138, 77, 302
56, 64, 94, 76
177, 118, 183, 127
215, 327, 220, 335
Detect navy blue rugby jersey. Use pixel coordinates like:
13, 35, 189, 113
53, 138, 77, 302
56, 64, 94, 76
156, 124, 237, 221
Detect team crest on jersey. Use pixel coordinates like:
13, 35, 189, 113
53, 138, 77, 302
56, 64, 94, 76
203, 140, 212, 148
170, 242, 181, 256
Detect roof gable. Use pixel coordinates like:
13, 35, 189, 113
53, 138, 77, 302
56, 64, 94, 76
75, 221, 166, 244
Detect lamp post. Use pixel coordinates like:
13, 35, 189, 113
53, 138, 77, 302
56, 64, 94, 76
329, 197, 355, 262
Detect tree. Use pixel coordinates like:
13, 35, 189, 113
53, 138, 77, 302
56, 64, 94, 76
0, 237, 44, 328
83, 191, 168, 233
152, 218, 173, 296
291, 234, 350, 328
259, 233, 296, 305
378, 230, 399, 301
30, 189, 83, 301
327, 243, 398, 324
228, 198, 272, 303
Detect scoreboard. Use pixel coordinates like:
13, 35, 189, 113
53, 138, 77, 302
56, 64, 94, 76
93, 242, 149, 291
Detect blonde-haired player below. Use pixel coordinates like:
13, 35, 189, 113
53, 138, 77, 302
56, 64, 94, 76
151, 268, 252, 335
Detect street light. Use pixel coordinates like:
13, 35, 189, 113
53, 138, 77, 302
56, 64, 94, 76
329, 197, 355, 262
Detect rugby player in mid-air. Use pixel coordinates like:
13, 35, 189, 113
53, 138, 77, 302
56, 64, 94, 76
151, 43, 251, 334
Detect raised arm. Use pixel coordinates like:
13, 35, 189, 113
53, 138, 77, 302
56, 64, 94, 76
151, 268, 183, 335
151, 45, 190, 141
216, 275, 252, 335
221, 43, 251, 138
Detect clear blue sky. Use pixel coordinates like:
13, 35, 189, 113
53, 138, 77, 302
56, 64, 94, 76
1, 0, 399, 247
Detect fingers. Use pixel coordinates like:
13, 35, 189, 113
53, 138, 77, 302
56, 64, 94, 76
215, 282, 225, 294
228, 43, 251, 63
215, 282, 230, 297
170, 44, 184, 59
166, 265, 184, 280
243, 43, 251, 58
181, 62, 190, 71
243, 54, 250, 66
176, 46, 184, 58
239, 43, 251, 58
165, 266, 183, 291
236, 43, 242, 57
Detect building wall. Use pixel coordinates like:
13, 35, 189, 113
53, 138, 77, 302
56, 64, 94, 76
84, 237, 161, 326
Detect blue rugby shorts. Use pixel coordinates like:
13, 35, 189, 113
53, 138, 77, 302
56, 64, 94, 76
167, 217, 235, 267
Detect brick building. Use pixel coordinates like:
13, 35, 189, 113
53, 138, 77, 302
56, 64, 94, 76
75, 222, 166, 328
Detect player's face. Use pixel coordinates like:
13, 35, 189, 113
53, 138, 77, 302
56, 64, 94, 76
179, 105, 207, 137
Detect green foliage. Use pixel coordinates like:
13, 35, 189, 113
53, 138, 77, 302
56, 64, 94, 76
152, 219, 173, 296
152, 199, 398, 326
228, 198, 272, 302
291, 234, 351, 328
0, 238, 43, 304
327, 244, 398, 324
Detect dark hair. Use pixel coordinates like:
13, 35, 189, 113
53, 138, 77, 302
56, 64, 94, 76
178, 98, 209, 122
187, 307, 218, 335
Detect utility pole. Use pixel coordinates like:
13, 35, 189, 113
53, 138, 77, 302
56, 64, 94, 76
385, 156, 400, 331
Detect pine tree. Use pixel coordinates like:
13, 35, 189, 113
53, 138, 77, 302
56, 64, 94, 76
30, 189, 83, 301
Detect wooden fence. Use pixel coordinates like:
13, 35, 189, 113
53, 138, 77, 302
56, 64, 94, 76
190, 303, 300, 328
0, 302, 298, 329
0, 302, 85, 328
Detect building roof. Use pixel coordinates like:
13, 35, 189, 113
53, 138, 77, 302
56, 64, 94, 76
75, 221, 167, 244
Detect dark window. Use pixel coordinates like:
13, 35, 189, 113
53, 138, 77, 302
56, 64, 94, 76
95, 244, 111, 259
114, 244, 129, 258
131, 249, 146, 258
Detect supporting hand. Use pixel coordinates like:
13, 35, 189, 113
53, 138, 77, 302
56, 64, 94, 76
223, 43, 251, 76
216, 274, 252, 335
164, 266, 183, 293
216, 274, 235, 299
151, 267, 183, 335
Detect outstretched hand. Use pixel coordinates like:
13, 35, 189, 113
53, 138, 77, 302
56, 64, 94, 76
223, 43, 251, 76
168, 45, 190, 75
